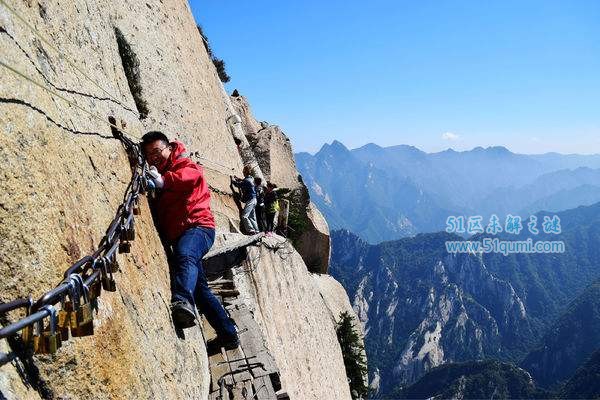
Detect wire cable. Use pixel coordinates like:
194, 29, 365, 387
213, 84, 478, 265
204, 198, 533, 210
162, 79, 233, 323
0, 0, 138, 114
0, 56, 142, 140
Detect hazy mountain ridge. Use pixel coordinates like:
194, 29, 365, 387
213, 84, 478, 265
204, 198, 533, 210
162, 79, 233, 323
295, 141, 458, 241
481, 167, 600, 217
296, 141, 600, 243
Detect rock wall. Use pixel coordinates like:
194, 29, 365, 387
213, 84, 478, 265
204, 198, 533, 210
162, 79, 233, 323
231, 95, 331, 273
230, 236, 352, 400
0, 1, 355, 399
1, 2, 226, 397
1, 0, 246, 226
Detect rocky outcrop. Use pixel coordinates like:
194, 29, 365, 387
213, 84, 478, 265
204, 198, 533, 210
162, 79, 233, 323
312, 274, 360, 330
231, 94, 331, 273
313, 273, 368, 387
1, 1, 220, 397
0, 1, 354, 399
230, 236, 352, 400
296, 203, 331, 273
231, 95, 300, 191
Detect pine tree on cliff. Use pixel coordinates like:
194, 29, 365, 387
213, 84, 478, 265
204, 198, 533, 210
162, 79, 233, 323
336, 311, 368, 399
197, 25, 231, 83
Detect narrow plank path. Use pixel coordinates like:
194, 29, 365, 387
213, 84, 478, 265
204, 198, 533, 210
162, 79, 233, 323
202, 233, 288, 400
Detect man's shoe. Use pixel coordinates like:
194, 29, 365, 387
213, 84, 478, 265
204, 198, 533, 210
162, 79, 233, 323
220, 335, 240, 350
206, 335, 240, 355
171, 301, 197, 329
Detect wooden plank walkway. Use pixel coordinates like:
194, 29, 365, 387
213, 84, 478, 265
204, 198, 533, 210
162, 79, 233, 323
203, 233, 264, 281
204, 233, 265, 260
203, 234, 287, 399
226, 303, 279, 382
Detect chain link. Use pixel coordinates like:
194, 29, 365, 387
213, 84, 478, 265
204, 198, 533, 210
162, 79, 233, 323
0, 129, 151, 344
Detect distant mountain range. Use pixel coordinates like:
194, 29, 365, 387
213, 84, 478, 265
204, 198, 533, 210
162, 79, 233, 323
393, 351, 600, 400
392, 360, 552, 400
330, 202, 600, 397
295, 141, 600, 243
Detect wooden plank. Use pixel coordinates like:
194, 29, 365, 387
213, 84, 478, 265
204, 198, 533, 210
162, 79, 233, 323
209, 284, 236, 292
209, 284, 235, 291
203, 317, 234, 391
231, 385, 244, 399
208, 357, 229, 391
226, 304, 279, 378
213, 289, 240, 298
204, 233, 264, 260
208, 279, 234, 289
275, 390, 290, 400
209, 278, 233, 284
225, 345, 253, 383
209, 387, 232, 400
231, 380, 253, 400
203, 237, 286, 399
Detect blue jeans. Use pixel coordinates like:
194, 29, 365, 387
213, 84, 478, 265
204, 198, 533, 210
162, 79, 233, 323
241, 197, 259, 233
172, 226, 237, 339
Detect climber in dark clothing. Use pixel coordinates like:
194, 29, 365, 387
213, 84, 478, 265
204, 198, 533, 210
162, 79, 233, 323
264, 182, 290, 233
142, 131, 239, 349
254, 177, 266, 232
231, 166, 259, 234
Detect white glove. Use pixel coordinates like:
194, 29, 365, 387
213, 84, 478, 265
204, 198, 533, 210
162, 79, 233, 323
148, 166, 164, 189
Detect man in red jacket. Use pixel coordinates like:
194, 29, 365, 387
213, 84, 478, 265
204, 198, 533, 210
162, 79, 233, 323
142, 131, 239, 348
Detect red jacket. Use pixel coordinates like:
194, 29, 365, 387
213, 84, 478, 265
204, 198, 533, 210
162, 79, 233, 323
153, 141, 215, 242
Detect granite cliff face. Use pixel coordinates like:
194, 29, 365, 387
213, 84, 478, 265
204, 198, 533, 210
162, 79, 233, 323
0, 1, 356, 399
231, 94, 330, 274
231, 236, 352, 399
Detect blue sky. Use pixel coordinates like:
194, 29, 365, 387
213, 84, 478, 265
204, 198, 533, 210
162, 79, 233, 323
189, 1, 600, 155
